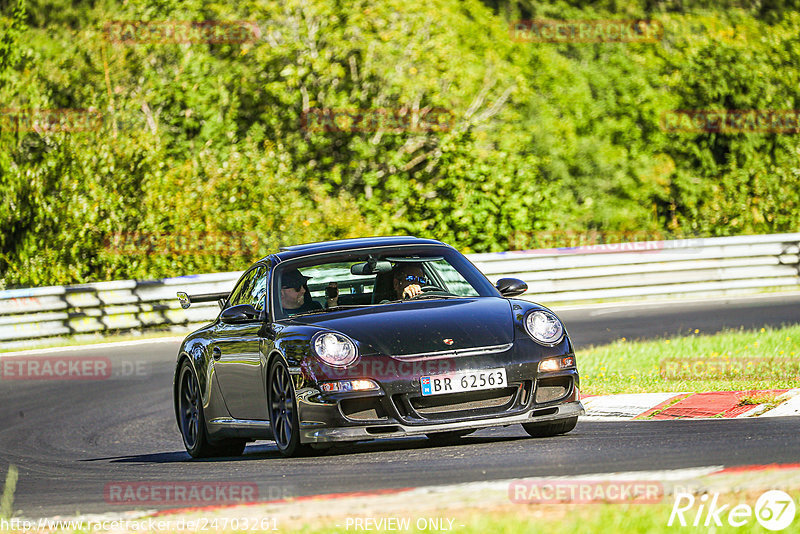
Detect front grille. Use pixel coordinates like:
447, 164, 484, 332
411, 387, 516, 414
391, 342, 514, 362
535, 376, 572, 403
394, 381, 532, 422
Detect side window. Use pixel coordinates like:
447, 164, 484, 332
228, 268, 258, 308
247, 268, 268, 311
427, 259, 480, 297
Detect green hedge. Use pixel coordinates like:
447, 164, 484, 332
1, 0, 799, 287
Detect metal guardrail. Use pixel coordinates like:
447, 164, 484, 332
1, 233, 798, 345
472, 233, 800, 302
0, 272, 241, 344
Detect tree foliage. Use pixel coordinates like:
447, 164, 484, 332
1, 0, 799, 287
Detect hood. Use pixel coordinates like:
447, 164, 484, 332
289, 297, 514, 356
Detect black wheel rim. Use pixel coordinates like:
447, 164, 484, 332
270, 364, 295, 450
179, 366, 201, 449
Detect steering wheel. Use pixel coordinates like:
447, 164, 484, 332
408, 285, 448, 298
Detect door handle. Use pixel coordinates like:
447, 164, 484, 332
212, 347, 222, 360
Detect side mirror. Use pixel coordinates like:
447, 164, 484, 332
220, 303, 261, 324
496, 278, 528, 297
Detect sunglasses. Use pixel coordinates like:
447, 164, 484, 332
282, 285, 303, 292
403, 274, 427, 285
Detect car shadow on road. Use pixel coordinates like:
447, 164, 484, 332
80, 451, 197, 463
79, 434, 529, 464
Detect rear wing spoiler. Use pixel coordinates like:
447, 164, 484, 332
177, 291, 228, 310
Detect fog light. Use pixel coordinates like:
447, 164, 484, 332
320, 379, 379, 393
349, 379, 379, 391
538, 356, 576, 373
539, 359, 560, 372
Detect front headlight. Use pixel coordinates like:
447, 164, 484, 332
312, 332, 358, 367
524, 310, 565, 345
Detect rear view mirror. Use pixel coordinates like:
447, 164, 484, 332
350, 260, 393, 275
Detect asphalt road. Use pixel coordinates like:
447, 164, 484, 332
557, 292, 800, 348
1, 292, 799, 518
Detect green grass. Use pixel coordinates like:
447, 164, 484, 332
1, 465, 17, 519
578, 324, 800, 395
449, 504, 796, 534
286, 491, 800, 534
738, 391, 782, 407
636, 394, 690, 419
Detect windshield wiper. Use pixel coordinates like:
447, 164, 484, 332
295, 305, 369, 316
409, 294, 464, 300
381, 295, 465, 303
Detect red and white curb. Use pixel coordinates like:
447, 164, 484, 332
582, 389, 800, 420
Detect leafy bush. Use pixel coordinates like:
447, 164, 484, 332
1, 0, 799, 287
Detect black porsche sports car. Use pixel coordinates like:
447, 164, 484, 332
174, 236, 583, 457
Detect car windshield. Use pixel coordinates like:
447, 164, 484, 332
274, 249, 493, 319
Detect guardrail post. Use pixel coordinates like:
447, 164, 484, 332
779, 240, 800, 278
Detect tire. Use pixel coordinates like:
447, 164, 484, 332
177, 360, 246, 458
268, 358, 314, 457
522, 416, 578, 438
425, 429, 475, 444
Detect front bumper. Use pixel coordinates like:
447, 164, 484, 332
296, 336, 582, 444
299, 400, 584, 443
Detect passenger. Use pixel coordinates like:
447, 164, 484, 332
280, 269, 322, 316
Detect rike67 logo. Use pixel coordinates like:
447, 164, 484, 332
669, 490, 796, 531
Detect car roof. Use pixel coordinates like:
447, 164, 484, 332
267, 236, 450, 262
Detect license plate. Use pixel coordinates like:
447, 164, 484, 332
420, 368, 507, 396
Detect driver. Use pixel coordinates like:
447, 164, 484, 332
391, 263, 427, 300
